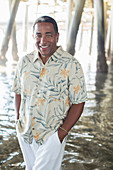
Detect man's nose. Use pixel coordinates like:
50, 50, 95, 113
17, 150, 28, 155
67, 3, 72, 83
40, 36, 46, 44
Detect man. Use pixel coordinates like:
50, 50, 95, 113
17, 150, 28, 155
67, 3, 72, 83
12, 16, 87, 170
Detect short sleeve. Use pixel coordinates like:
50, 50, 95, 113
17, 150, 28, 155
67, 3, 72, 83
12, 62, 21, 94
69, 59, 87, 104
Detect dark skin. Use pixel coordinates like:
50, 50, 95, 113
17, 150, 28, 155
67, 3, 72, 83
58, 102, 85, 142
33, 22, 59, 64
15, 22, 85, 143
15, 94, 21, 120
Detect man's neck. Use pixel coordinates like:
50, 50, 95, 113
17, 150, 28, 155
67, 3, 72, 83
38, 46, 59, 64
38, 53, 50, 64
40, 55, 50, 65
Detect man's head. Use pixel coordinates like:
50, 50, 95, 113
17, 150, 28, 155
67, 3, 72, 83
33, 16, 59, 62
33, 16, 58, 35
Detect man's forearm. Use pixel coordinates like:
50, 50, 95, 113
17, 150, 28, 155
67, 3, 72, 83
15, 93, 21, 119
58, 102, 85, 142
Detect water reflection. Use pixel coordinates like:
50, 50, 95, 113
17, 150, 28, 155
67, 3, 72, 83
0, 61, 113, 169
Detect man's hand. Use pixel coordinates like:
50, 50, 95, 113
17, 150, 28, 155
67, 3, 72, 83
15, 93, 21, 120
58, 102, 85, 143
17, 112, 20, 120
58, 128, 68, 143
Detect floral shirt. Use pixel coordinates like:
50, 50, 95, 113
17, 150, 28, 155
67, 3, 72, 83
12, 46, 87, 145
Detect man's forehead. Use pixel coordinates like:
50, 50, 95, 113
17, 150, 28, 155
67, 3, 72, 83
34, 22, 55, 33
35, 22, 54, 28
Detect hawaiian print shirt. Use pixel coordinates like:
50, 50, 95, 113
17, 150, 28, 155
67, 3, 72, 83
12, 46, 87, 145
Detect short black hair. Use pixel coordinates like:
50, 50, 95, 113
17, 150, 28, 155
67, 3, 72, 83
33, 16, 58, 35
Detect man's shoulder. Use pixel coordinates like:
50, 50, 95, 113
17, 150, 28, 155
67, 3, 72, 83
18, 51, 35, 65
21, 51, 35, 61
60, 49, 79, 64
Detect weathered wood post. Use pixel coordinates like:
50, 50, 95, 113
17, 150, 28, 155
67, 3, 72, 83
79, 23, 83, 50
110, 1, 113, 64
0, 0, 20, 64
94, 0, 108, 72
105, 14, 111, 59
104, 1, 107, 38
9, 0, 19, 61
89, 12, 94, 55
66, 0, 73, 41
23, 4, 29, 52
66, 0, 86, 56
89, 0, 94, 55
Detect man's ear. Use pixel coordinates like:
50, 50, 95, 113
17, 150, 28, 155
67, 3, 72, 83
56, 33, 59, 42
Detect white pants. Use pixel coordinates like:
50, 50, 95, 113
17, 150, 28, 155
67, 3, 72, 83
17, 132, 66, 170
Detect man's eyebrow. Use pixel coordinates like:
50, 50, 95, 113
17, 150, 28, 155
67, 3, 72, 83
35, 32, 53, 34
45, 32, 53, 34
36, 32, 41, 34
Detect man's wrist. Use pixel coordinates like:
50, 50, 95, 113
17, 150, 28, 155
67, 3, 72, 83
58, 128, 68, 143
16, 112, 20, 120
59, 127, 69, 134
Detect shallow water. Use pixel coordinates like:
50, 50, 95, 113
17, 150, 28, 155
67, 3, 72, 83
0, 59, 113, 170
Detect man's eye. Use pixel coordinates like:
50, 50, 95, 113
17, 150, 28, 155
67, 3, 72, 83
46, 34, 52, 37
35, 34, 41, 38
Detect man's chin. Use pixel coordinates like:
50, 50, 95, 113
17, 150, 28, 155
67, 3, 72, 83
39, 53, 51, 58
39, 50, 51, 57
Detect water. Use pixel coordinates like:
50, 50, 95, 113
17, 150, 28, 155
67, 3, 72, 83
0, 56, 113, 170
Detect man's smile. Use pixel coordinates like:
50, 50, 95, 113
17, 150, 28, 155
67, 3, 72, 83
39, 45, 49, 50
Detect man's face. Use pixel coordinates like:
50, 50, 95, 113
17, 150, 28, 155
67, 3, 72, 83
33, 22, 59, 59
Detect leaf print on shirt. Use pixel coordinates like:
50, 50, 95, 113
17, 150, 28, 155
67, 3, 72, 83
25, 88, 31, 95
40, 68, 48, 78
60, 68, 69, 78
73, 84, 81, 94
65, 98, 70, 107
12, 47, 87, 146
54, 99, 61, 102
33, 132, 40, 140
25, 116, 27, 124
24, 72, 30, 79
36, 98, 46, 106
32, 117, 36, 126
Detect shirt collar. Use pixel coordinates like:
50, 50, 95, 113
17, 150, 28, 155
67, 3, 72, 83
33, 51, 40, 63
33, 46, 64, 63
51, 46, 64, 61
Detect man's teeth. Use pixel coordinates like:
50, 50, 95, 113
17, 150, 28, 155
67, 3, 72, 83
41, 46, 48, 48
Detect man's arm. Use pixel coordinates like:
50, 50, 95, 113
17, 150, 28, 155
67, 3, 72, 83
15, 93, 21, 120
58, 102, 85, 142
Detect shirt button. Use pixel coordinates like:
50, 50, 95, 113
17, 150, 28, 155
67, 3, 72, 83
37, 92, 39, 95
32, 128, 35, 130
